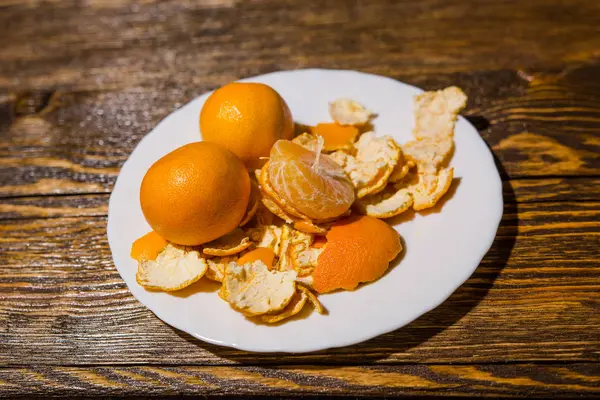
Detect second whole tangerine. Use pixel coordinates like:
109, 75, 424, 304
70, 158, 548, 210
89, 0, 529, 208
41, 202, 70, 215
140, 142, 251, 246
200, 82, 294, 169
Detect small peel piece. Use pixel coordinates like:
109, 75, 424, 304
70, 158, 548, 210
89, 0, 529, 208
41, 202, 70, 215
220, 261, 297, 317
238, 247, 276, 270
205, 256, 237, 282
388, 147, 416, 183
203, 228, 252, 256
260, 290, 308, 323
402, 137, 453, 174
289, 232, 323, 277
292, 132, 319, 152
413, 86, 467, 140
310, 123, 359, 151
298, 285, 325, 314
293, 220, 328, 235
136, 244, 208, 291
331, 132, 400, 198
329, 98, 371, 126
246, 224, 283, 254
356, 187, 413, 219
395, 168, 454, 211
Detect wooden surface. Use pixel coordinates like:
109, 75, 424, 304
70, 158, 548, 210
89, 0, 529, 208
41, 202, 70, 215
1, 0, 599, 397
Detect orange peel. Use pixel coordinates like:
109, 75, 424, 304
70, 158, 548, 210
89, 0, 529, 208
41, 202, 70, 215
205, 255, 237, 282
402, 137, 453, 174
329, 98, 371, 126
356, 187, 414, 219
136, 244, 208, 291
395, 168, 454, 211
311, 215, 402, 293
131, 231, 168, 262
310, 123, 359, 151
331, 132, 400, 198
202, 228, 251, 256
260, 290, 308, 323
413, 86, 467, 140
292, 132, 320, 152
220, 260, 297, 317
237, 247, 276, 270
298, 285, 325, 314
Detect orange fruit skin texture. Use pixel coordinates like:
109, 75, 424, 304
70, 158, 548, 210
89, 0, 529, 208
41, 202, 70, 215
312, 215, 402, 294
140, 142, 251, 246
237, 247, 275, 269
130, 231, 168, 261
310, 123, 359, 151
200, 82, 294, 169
268, 140, 355, 220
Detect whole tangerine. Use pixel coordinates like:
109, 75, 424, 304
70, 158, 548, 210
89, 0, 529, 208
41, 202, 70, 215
140, 142, 251, 246
200, 82, 294, 169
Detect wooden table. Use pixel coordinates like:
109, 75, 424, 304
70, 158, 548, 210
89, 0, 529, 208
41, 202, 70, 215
1, 0, 599, 397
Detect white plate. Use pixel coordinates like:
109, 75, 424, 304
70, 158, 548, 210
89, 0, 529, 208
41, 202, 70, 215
108, 69, 503, 353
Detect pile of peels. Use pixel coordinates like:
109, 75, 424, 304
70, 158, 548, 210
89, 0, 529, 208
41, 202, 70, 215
292, 86, 467, 219
132, 86, 467, 324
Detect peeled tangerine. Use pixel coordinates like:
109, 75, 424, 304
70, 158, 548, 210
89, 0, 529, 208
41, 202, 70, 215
267, 140, 355, 221
311, 215, 402, 293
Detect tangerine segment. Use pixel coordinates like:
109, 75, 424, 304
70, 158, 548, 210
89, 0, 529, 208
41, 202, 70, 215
310, 123, 359, 151
238, 248, 276, 270
259, 162, 309, 221
131, 231, 168, 261
267, 140, 355, 220
312, 215, 402, 293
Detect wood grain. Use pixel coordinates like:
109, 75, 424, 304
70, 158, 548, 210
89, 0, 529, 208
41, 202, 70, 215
0, 363, 598, 397
2, 64, 600, 196
1, 0, 599, 92
1, 0, 600, 396
1, 1, 600, 197
1, 177, 598, 220
1, 202, 598, 366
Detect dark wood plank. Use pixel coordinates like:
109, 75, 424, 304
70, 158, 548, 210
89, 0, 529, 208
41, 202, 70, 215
2, 64, 600, 197
506, 177, 600, 204
0, 202, 598, 366
1, 0, 600, 197
1, 0, 599, 92
0, 363, 598, 397
1, 177, 597, 220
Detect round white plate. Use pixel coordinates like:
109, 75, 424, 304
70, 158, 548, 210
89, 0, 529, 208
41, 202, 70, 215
108, 69, 503, 353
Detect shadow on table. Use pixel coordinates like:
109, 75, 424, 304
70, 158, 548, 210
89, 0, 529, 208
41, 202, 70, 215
171, 144, 518, 364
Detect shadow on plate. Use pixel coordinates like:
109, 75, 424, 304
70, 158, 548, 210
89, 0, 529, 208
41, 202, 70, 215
171, 278, 221, 298
168, 142, 516, 365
